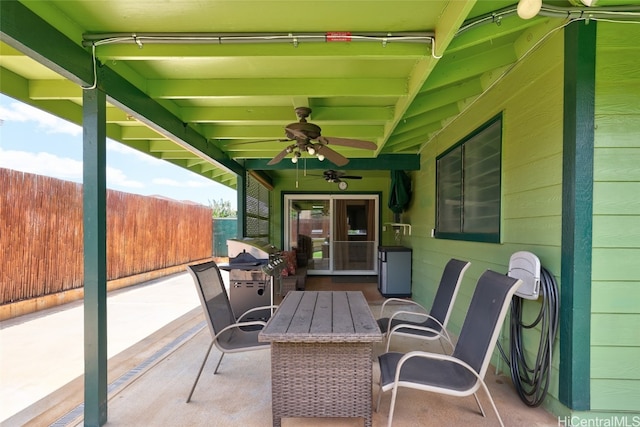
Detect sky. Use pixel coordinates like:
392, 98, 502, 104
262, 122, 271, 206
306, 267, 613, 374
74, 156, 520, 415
0, 94, 237, 208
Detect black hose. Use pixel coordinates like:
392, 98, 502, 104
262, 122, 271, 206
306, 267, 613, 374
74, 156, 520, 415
497, 266, 559, 407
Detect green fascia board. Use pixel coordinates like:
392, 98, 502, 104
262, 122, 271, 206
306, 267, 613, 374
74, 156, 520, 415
0, 0, 93, 86
244, 154, 420, 171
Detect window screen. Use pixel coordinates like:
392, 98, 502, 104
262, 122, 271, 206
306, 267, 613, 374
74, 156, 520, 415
245, 173, 269, 238
436, 115, 502, 242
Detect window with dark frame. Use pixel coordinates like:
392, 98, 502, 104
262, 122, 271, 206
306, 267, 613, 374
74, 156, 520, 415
245, 173, 270, 239
435, 114, 502, 243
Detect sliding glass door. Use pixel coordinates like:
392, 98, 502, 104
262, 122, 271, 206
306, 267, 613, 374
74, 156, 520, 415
284, 194, 378, 275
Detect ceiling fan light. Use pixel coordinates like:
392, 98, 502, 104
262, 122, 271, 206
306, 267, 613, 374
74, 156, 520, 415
291, 155, 298, 164
517, 0, 542, 19
317, 154, 325, 161
307, 145, 316, 155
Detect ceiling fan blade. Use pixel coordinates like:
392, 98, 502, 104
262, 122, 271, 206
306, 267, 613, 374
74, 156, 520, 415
316, 145, 349, 167
318, 136, 377, 150
341, 175, 363, 180
267, 146, 293, 165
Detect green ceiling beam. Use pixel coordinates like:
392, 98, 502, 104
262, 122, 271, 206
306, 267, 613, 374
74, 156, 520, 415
159, 152, 200, 160
120, 126, 169, 140
408, 77, 482, 117
29, 79, 82, 100
245, 154, 420, 171
94, 42, 429, 60
422, 43, 517, 92
148, 78, 407, 98
378, 0, 476, 155
106, 107, 133, 123
204, 124, 383, 139
149, 140, 190, 152
186, 158, 206, 168
180, 105, 392, 123
182, 106, 297, 123
0, 66, 29, 99
394, 103, 460, 135
448, 13, 539, 54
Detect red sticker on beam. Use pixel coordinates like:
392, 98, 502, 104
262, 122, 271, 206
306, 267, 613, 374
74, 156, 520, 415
326, 32, 352, 42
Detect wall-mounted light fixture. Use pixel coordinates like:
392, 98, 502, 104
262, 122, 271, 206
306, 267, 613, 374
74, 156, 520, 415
517, 0, 542, 19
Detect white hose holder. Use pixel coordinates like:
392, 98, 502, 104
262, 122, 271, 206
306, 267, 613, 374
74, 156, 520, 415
508, 251, 541, 300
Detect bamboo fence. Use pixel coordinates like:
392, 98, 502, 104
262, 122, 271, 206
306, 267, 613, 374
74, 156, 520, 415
0, 168, 213, 305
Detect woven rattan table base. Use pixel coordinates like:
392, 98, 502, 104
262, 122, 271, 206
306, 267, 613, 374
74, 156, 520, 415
270, 341, 373, 427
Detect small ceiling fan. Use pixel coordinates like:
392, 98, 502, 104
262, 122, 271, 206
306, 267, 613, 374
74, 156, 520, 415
268, 107, 377, 166
323, 169, 362, 190
323, 169, 362, 182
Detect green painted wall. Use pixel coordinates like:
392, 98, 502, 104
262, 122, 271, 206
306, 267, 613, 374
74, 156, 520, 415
590, 22, 640, 414
402, 25, 566, 410
265, 20, 640, 419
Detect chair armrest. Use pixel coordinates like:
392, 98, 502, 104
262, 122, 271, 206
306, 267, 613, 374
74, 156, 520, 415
213, 320, 267, 342
236, 305, 279, 322
379, 298, 428, 318
394, 350, 483, 391
386, 323, 453, 353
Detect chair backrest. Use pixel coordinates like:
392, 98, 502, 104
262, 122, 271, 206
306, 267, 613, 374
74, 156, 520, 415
452, 270, 522, 378
427, 259, 471, 329
187, 261, 236, 339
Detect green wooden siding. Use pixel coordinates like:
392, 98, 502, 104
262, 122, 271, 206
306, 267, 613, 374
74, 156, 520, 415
591, 22, 640, 413
402, 25, 565, 410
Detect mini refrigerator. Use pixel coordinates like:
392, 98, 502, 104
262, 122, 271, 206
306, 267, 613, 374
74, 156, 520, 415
378, 246, 412, 297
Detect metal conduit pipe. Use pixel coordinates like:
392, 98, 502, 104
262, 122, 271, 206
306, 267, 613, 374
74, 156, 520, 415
457, 3, 640, 35
81, 31, 435, 47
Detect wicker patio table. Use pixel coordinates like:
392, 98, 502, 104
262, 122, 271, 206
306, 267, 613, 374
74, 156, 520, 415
259, 290, 383, 427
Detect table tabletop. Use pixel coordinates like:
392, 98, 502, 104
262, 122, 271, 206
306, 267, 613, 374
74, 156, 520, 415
259, 291, 382, 343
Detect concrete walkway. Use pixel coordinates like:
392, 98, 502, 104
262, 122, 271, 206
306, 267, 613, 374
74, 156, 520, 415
0, 271, 200, 423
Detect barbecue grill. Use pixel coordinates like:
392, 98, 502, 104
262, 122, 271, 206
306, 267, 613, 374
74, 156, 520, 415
220, 238, 285, 320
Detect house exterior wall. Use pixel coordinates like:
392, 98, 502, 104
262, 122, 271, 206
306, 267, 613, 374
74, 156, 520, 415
267, 21, 640, 419
402, 27, 566, 411
590, 22, 640, 414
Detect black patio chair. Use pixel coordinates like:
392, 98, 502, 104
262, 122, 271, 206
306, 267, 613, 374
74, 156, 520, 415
376, 269, 522, 427
185, 261, 277, 403
377, 258, 471, 353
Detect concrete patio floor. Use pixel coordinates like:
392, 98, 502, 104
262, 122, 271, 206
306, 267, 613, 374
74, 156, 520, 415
1, 273, 560, 427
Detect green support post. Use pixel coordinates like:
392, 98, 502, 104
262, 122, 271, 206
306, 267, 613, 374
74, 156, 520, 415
560, 20, 596, 411
83, 88, 108, 426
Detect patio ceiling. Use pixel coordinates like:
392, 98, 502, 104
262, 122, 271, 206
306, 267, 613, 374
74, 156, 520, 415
1, 0, 636, 189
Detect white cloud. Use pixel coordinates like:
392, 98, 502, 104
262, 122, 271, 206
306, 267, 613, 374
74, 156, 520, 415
0, 102, 82, 136
106, 140, 163, 164
0, 148, 144, 189
0, 148, 82, 181
106, 166, 145, 189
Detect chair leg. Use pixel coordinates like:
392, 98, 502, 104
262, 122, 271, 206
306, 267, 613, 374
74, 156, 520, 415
387, 386, 399, 427
213, 352, 225, 374
472, 392, 486, 417
376, 383, 383, 412
479, 381, 505, 427
186, 341, 215, 403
